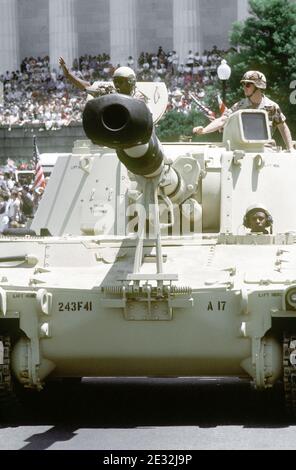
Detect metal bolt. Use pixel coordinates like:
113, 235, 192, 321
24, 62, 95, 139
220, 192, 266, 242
183, 164, 192, 173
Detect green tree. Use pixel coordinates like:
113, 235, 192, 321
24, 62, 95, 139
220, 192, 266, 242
155, 109, 202, 142
156, 108, 223, 142
227, 0, 296, 138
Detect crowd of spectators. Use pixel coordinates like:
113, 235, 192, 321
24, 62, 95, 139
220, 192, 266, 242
0, 165, 45, 233
0, 55, 85, 131
0, 46, 230, 129
0, 46, 232, 231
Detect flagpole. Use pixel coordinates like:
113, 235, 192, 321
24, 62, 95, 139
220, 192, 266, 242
189, 92, 215, 121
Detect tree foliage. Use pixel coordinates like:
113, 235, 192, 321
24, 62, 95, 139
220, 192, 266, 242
155, 109, 204, 142
156, 84, 225, 142
157, 0, 296, 143
227, 0, 296, 136
155, 108, 222, 142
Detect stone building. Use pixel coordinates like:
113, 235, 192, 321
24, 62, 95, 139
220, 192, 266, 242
0, 0, 250, 74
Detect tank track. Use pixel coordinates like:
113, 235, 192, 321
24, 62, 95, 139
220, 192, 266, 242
283, 333, 296, 417
0, 335, 22, 421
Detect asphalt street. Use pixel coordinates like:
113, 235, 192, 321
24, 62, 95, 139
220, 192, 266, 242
0, 377, 294, 451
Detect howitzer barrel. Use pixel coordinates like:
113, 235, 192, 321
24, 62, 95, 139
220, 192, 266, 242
82, 94, 165, 176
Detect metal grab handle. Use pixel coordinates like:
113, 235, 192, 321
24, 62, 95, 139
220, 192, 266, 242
0, 254, 38, 267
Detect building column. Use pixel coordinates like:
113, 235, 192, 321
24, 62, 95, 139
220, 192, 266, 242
110, 0, 137, 68
173, 0, 202, 65
0, 0, 19, 74
49, 0, 78, 72
237, 0, 249, 21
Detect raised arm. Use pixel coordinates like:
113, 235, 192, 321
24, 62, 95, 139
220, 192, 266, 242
59, 57, 91, 91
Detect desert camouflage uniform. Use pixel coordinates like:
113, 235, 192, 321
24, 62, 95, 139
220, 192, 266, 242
225, 95, 286, 133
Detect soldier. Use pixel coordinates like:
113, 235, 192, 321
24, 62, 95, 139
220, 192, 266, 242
112, 66, 137, 96
193, 70, 294, 151
59, 57, 145, 100
243, 204, 273, 234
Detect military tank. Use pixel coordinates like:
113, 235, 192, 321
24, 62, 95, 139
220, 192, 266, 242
1, 90, 296, 420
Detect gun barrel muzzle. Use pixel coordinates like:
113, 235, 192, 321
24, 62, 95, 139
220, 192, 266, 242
83, 94, 153, 149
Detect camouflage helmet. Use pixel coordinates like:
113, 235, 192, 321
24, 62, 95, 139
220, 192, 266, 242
240, 70, 267, 89
113, 66, 136, 95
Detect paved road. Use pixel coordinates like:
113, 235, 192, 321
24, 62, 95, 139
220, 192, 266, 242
0, 377, 294, 451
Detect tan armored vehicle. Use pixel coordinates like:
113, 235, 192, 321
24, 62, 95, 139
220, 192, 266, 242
1, 91, 296, 419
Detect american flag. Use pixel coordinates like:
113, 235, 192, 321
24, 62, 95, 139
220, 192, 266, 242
32, 135, 45, 189
217, 94, 228, 115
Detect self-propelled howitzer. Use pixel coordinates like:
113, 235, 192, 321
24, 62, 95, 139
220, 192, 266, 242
82, 94, 201, 275
2, 92, 296, 420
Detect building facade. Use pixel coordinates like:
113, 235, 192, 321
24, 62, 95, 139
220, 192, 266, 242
0, 0, 250, 74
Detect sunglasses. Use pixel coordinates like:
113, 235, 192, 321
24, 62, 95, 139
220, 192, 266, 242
242, 82, 253, 88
